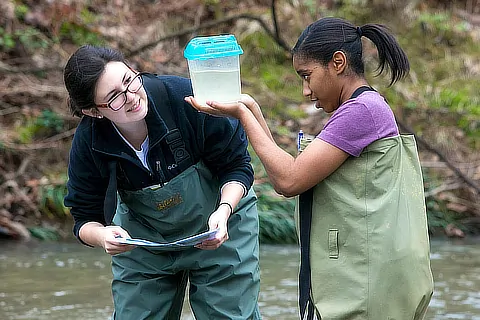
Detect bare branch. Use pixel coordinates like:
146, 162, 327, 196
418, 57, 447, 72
424, 182, 463, 197
2, 128, 76, 151
126, 13, 291, 58
397, 119, 480, 194
0, 60, 63, 75
0, 106, 21, 116
271, 0, 280, 40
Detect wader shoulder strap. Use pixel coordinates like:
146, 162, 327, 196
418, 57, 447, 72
142, 73, 191, 166
351, 85, 375, 99
298, 85, 376, 319
299, 188, 315, 320
104, 160, 118, 225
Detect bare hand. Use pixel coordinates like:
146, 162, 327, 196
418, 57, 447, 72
184, 95, 248, 119
195, 206, 231, 250
102, 226, 136, 255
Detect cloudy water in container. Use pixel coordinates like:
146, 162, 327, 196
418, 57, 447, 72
190, 69, 241, 105
184, 34, 243, 105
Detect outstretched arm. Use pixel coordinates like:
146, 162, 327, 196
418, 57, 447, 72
185, 94, 274, 142
238, 94, 275, 142
185, 95, 349, 197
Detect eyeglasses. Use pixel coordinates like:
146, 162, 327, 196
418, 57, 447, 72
97, 73, 143, 111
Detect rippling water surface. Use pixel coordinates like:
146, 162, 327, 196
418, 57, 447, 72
1, 238, 479, 319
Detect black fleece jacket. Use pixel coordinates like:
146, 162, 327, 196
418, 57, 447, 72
64, 74, 254, 240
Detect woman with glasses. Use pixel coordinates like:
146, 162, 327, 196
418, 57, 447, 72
186, 17, 434, 320
63, 45, 261, 320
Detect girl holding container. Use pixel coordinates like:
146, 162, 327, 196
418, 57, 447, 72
186, 17, 434, 320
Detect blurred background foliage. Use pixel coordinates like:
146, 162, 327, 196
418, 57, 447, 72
0, 0, 478, 242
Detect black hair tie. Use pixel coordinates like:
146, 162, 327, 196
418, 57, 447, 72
356, 26, 363, 38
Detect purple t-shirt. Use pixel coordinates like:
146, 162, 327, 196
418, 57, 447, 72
317, 91, 399, 157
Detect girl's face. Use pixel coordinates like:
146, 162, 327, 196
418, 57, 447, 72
92, 61, 148, 124
293, 56, 340, 114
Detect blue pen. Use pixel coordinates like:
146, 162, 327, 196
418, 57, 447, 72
297, 130, 304, 151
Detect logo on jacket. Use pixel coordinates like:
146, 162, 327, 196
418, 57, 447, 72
157, 193, 183, 211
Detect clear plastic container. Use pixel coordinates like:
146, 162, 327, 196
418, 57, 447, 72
184, 34, 243, 105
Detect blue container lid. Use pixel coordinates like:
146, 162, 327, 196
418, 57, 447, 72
184, 34, 243, 60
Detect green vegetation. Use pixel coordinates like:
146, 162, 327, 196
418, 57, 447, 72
17, 110, 64, 143
39, 182, 69, 219
58, 6, 105, 46
255, 183, 298, 244
241, 31, 304, 121
28, 226, 60, 240
239, 1, 479, 239
1, 0, 478, 241
59, 21, 104, 46
402, 11, 480, 145
0, 26, 48, 51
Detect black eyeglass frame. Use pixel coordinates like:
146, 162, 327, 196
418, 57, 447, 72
96, 72, 144, 111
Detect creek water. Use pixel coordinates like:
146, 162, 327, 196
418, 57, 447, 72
1, 238, 479, 320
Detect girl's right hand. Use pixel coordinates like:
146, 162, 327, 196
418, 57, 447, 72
102, 225, 136, 255
185, 95, 250, 119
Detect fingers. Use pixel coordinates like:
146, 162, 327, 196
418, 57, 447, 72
103, 226, 136, 255
185, 96, 243, 118
104, 242, 136, 255
238, 94, 255, 105
185, 97, 218, 115
195, 224, 228, 250
195, 229, 228, 250
195, 209, 229, 250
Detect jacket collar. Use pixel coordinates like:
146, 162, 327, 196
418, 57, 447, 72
91, 75, 170, 157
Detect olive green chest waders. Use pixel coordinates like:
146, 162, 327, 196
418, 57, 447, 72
297, 135, 434, 320
111, 161, 261, 320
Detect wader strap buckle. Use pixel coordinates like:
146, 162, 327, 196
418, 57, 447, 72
165, 129, 190, 165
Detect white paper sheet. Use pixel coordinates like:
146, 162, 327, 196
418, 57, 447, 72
113, 228, 219, 248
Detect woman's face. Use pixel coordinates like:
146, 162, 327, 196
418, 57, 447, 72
93, 61, 148, 124
293, 56, 340, 114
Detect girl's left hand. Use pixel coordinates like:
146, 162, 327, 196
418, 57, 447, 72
196, 205, 231, 250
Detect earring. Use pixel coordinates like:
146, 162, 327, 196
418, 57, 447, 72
97, 114, 103, 119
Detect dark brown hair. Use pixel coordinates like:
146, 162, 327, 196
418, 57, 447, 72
63, 45, 126, 117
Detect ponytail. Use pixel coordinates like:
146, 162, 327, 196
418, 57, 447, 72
292, 17, 409, 86
359, 24, 409, 86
